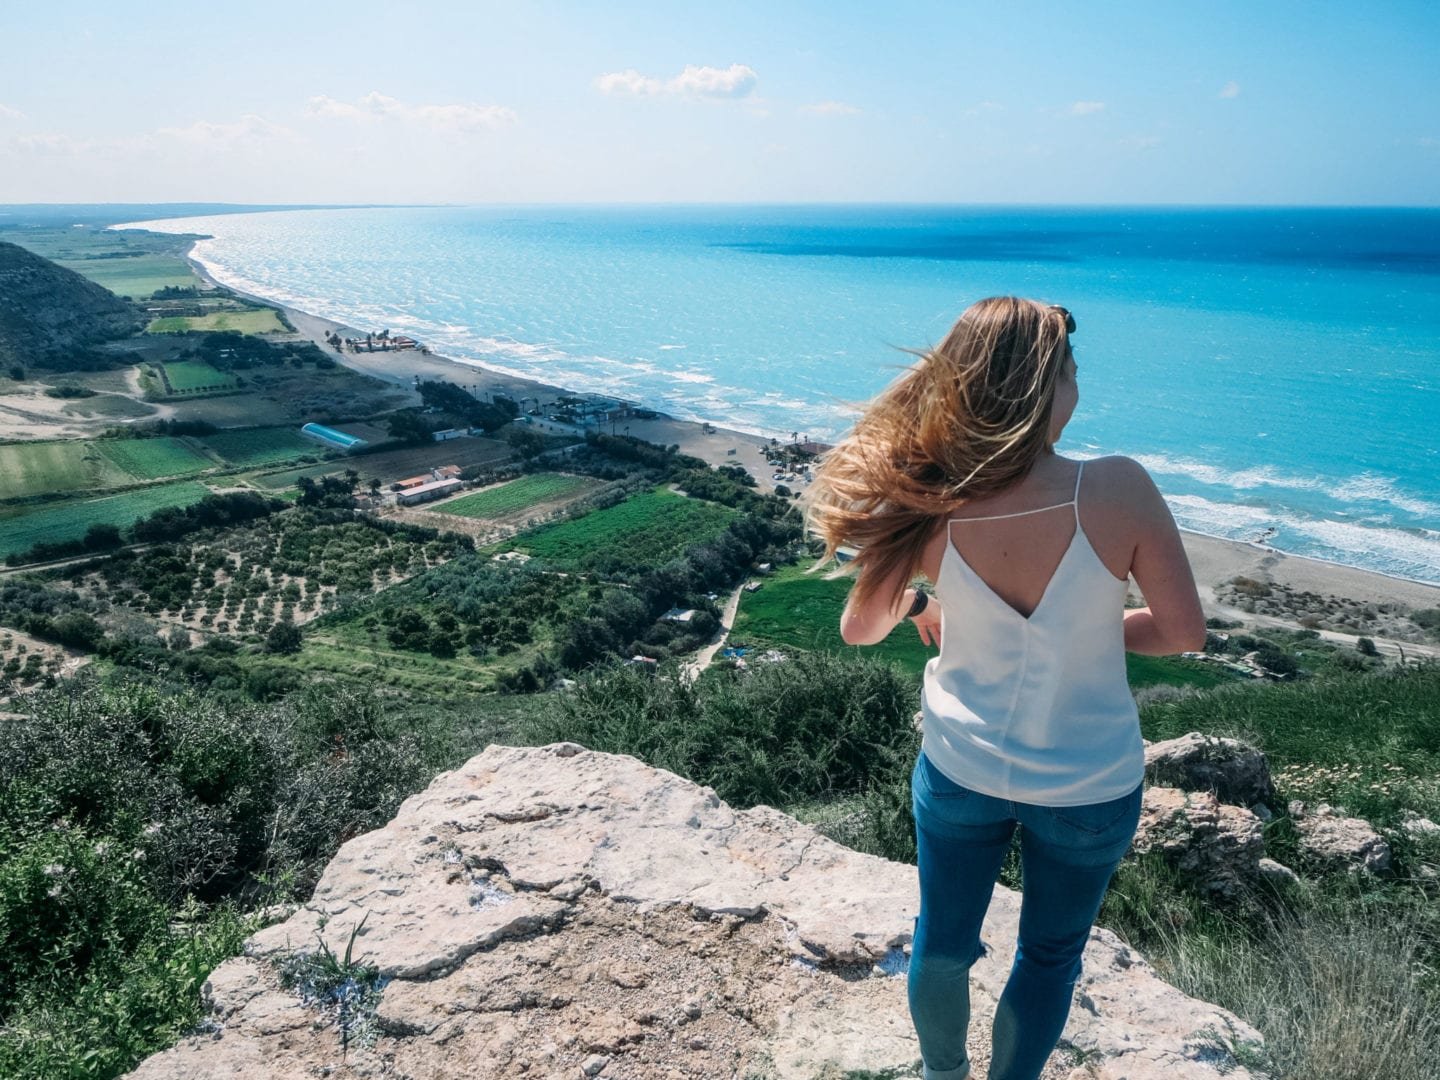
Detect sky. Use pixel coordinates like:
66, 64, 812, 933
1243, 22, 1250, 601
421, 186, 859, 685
1, 1, 1437, 206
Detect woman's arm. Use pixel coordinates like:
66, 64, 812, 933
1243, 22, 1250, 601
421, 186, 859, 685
840, 576, 922, 646
1116, 458, 1206, 655
839, 553, 941, 647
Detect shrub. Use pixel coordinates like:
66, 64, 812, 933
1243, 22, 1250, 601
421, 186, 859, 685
1231, 576, 1272, 598
519, 650, 918, 807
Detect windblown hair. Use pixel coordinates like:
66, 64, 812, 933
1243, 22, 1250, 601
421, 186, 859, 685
806, 296, 1074, 613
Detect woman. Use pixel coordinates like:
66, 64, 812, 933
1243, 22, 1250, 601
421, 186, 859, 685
806, 297, 1205, 1080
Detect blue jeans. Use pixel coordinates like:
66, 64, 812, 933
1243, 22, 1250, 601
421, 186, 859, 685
908, 750, 1143, 1080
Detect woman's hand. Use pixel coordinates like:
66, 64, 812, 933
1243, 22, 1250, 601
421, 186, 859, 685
910, 603, 942, 648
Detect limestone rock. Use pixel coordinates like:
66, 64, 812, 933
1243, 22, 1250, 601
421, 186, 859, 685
1399, 812, 1440, 838
1289, 801, 1393, 874
1256, 858, 1301, 887
127, 744, 1265, 1080
1144, 733, 1275, 808
1131, 787, 1267, 900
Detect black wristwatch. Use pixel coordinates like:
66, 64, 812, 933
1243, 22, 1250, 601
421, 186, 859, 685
906, 589, 930, 618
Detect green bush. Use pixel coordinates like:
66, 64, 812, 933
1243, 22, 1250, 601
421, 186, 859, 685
0, 903, 251, 1079
0, 674, 456, 1078
519, 650, 919, 807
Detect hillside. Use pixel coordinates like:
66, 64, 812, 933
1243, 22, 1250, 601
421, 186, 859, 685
0, 241, 140, 367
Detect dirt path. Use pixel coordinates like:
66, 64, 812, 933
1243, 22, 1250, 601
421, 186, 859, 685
681, 582, 745, 683
1201, 586, 1440, 662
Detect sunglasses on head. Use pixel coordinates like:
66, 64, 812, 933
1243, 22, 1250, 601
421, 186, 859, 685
1049, 305, 1076, 335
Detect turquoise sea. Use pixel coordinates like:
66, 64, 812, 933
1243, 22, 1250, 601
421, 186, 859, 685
125, 206, 1440, 584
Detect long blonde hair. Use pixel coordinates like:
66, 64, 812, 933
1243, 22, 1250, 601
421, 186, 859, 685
806, 296, 1074, 613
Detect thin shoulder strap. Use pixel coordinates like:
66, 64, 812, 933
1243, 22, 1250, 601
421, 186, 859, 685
948, 460, 1086, 525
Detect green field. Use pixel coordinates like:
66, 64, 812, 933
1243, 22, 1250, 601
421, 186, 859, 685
71, 255, 198, 299
253, 462, 340, 490
201, 427, 316, 467
147, 309, 286, 335
60, 394, 156, 420
5, 226, 202, 299
433, 473, 596, 519
0, 441, 131, 500
96, 437, 216, 480
0, 481, 211, 558
511, 487, 737, 574
729, 561, 936, 675
729, 560, 1234, 689
160, 361, 238, 393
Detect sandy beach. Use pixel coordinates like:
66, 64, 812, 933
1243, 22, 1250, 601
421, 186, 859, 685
200, 257, 1440, 628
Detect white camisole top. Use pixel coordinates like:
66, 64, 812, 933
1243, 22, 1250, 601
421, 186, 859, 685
919, 460, 1145, 806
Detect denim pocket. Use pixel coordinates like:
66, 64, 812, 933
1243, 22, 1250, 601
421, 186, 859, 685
1048, 785, 1141, 836
917, 753, 972, 800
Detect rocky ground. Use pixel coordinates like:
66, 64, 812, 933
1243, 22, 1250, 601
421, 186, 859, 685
127, 743, 1275, 1080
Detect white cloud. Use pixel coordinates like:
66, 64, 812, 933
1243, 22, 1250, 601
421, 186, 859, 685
1069, 101, 1105, 116
594, 70, 664, 97
964, 101, 1003, 116
1119, 134, 1162, 150
307, 92, 517, 131
13, 132, 89, 154
156, 113, 298, 146
670, 64, 757, 99
1219, 81, 1241, 99
595, 63, 758, 101
0, 104, 23, 121
11, 113, 296, 160
800, 100, 861, 116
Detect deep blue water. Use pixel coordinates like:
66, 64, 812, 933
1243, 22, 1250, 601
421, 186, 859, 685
126, 206, 1440, 583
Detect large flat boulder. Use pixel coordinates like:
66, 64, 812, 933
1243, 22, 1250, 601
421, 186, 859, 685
127, 743, 1265, 1080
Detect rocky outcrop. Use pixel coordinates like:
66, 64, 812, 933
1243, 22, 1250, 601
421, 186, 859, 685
1131, 787, 1267, 901
127, 744, 1266, 1080
1144, 733, 1275, 809
1287, 800, 1393, 874
0, 241, 140, 367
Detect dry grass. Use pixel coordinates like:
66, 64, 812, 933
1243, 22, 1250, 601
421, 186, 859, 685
1137, 883, 1440, 1080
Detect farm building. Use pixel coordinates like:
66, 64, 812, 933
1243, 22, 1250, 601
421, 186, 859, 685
432, 428, 468, 442
661, 608, 697, 623
392, 465, 462, 492
300, 423, 367, 452
395, 477, 464, 506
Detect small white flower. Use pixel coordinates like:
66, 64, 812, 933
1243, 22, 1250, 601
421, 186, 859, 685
47, 884, 63, 899
143, 822, 163, 837
93, 842, 110, 858
42, 863, 65, 877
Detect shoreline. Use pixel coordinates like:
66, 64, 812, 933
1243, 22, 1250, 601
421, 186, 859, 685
178, 244, 1440, 617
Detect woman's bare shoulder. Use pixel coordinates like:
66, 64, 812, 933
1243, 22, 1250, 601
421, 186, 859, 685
1081, 455, 1156, 493
1078, 455, 1166, 519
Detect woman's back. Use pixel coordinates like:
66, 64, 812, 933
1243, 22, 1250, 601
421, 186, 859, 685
916, 455, 1148, 806
916, 454, 1131, 602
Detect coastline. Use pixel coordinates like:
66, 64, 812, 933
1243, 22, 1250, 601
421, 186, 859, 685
182, 246, 786, 488
181, 245, 1440, 620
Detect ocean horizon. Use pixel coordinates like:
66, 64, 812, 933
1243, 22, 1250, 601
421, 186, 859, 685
123, 205, 1440, 586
